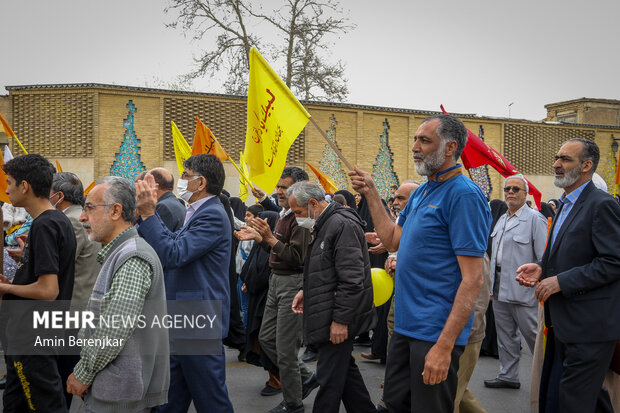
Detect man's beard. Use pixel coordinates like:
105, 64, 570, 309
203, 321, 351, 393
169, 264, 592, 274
414, 140, 447, 176
554, 164, 581, 188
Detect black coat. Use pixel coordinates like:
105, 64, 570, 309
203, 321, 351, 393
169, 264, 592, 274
542, 181, 620, 343
303, 202, 377, 345
155, 191, 186, 232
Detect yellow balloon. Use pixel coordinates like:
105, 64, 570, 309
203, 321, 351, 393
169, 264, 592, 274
371, 268, 394, 307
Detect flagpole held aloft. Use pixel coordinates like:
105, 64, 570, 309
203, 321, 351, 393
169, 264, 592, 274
308, 117, 354, 171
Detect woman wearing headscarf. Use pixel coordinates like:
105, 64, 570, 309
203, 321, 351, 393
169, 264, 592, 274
356, 194, 391, 359
239, 211, 282, 396
219, 194, 247, 357
334, 190, 357, 211
235, 204, 264, 327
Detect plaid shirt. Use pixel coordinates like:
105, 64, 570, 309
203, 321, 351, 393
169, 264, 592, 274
73, 227, 153, 385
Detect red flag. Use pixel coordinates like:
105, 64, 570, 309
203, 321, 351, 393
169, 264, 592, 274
440, 105, 542, 209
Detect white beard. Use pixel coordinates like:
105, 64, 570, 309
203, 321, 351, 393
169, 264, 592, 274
413, 140, 447, 176
554, 165, 581, 188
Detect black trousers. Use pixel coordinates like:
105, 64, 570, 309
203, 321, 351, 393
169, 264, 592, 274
384, 332, 464, 413
3, 354, 67, 413
313, 338, 375, 413
541, 331, 615, 413
371, 296, 392, 356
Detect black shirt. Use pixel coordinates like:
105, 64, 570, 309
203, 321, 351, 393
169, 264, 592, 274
1, 209, 76, 352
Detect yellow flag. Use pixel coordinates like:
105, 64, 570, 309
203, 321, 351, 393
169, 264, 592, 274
307, 162, 338, 194
0, 156, 11, 204
244, 47, 310, 193
55, 160, 64, 173
171, 121, 192, 175
238, 152, 250, 202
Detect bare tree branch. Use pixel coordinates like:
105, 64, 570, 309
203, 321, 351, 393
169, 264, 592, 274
165, 0, 353, 100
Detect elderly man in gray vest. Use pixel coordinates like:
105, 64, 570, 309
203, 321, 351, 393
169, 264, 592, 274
66, 177, 169, 413
484, 175, 547, 389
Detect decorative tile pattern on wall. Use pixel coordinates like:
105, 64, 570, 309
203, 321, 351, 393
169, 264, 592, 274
468, 125, 492, 199
602, 136, 618, 194
318, 114, 348, 190
163, 96, 305, 166
505, 123, 595, 175
109, 100, 146, 181
372, 118, 399, 200
11, 93, 94, 156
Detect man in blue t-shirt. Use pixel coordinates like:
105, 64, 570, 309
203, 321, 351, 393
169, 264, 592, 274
350, 114, 491, 412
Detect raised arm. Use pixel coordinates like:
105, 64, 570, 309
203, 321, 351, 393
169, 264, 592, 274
349, 167, 402, 251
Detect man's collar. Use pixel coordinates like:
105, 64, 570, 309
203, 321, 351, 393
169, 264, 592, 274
97, 226, 134, 264
428, 164, 463, 183
157, 191, 174, 201
188, 194, 214, 209
279, 208, 292, 218
508, 203, 527, 218
560, 180, 590, 205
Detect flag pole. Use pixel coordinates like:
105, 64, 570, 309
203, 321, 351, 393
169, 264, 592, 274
227, 154, 256, 191
308, 117, 354, 171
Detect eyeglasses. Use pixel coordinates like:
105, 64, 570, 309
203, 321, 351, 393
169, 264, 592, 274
82, 202, 114, 212
181, 172, 202, 180
503, 186, 524, 193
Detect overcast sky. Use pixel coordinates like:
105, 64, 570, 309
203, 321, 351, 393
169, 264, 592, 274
2, 0, 619, 120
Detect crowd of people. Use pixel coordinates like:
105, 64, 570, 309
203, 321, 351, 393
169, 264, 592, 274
0, 113, 618, 413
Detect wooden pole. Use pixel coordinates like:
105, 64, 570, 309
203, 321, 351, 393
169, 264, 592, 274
308, 117, 354, 171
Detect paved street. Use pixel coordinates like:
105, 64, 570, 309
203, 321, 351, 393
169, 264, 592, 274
1, 344, 533, 412
224, 345, 532, 413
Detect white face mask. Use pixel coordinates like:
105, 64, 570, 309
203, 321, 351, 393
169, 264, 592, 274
49, 192, 64, 209
296, 205, 316, 230
176, 177, 199, 202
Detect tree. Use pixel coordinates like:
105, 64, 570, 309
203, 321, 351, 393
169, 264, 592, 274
165, 0, 352, 101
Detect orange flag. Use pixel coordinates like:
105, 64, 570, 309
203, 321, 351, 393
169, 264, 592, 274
306, 162, 338, 194
192, 117, 228, 161
0, 156, 11, 204
84, 181, 96, 196
55, 160, 64, 173
0, 113, 15, 138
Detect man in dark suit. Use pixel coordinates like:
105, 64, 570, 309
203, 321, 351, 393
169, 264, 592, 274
149, 167, 187, 232
136, 154, 233, 412
517, 138, 620, 413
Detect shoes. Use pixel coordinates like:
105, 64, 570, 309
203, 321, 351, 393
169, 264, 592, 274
376, 402, 389, 412
483, 378, 520, 389
361, 352, 386, 364
301, 348, 317, 363
268, 401, 304, 413
261, 383, 283, 396
238, 349, 246, 362
301, 372, 319, 399
0, 374, 6, 390
353, 337, 372, 347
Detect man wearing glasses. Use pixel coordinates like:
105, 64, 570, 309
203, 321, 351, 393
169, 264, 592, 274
484, 175, 547, 390
136, 154, 234, 412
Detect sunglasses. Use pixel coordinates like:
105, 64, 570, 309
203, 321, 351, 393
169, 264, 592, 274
503, 186, 524, 193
